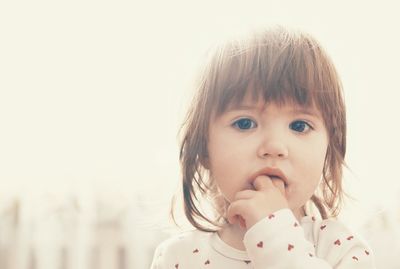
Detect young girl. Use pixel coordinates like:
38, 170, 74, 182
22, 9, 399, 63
150, 26, 375, 268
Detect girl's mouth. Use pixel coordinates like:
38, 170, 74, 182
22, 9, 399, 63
249, 167, 288, 187
268, 175, 288, 187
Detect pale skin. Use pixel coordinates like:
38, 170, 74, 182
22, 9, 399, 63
206, 95, 329, 250
221, 175, 289, 250
227, 174, 288, 229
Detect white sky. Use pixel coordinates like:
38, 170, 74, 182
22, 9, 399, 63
1, 0, 400, 227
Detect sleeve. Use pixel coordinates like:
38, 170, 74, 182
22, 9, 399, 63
150, 241, 178, 269
149, 236, 191, 269
243, 208, 375, 269
149, 244, 164, 269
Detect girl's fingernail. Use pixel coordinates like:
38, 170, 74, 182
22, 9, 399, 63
239, 216, 246, 229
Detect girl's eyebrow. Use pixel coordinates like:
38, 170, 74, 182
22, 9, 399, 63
227, 104, 257, 111
227, 105, 319, 113
225, 103, 323, 118
290, 107, 322, 118
225, 102, 267, 112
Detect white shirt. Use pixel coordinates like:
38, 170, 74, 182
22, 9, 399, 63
150, 209, 375, 268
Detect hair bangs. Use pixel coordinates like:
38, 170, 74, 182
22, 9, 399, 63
207, 29, 328, 116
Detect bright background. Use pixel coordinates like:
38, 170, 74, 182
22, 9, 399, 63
1, 1, 400, 268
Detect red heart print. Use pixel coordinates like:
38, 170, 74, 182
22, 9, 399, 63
268, 214, 275, 219
288, 244, 294, 251
334, 239, 341, 246
175, 264, 179, 269
193, 248, 199, 253
352, 256, 358, 261
204, 260, 210, 265
320, 225, 326, 230
347, 236, 354, 240
257, 241, 263, 248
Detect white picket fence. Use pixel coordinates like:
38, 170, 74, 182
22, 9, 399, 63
0, 191, 171, 269
0, 191, 399, 269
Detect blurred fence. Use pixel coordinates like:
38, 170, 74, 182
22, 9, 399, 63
0, 192, 171, 269
0, 192, 399, 269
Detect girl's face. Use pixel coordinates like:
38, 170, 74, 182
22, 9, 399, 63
206, 95, 328, 218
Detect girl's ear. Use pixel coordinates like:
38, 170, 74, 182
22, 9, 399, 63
200, 156, 210, 170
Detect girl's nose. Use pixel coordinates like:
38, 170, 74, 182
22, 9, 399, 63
257, 135, 289, 159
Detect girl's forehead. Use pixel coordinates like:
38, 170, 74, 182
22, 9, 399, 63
226, 99, 322, 118
217, 77, 314, 111
211, 73, 329, 121
225, 93, 321, 114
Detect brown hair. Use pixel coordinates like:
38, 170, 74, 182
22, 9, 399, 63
176, 26, 346, 232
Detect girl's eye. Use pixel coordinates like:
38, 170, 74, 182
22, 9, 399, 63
289, 120, 312, 133
232, 118, 257, 130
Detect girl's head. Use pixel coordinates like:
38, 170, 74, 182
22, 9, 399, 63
178, 26, 346, 232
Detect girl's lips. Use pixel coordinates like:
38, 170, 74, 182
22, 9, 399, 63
250, 167, 288, 186
269, 176, 287, 187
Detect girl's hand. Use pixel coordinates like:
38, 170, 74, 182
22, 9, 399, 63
226, 175, 289, 230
